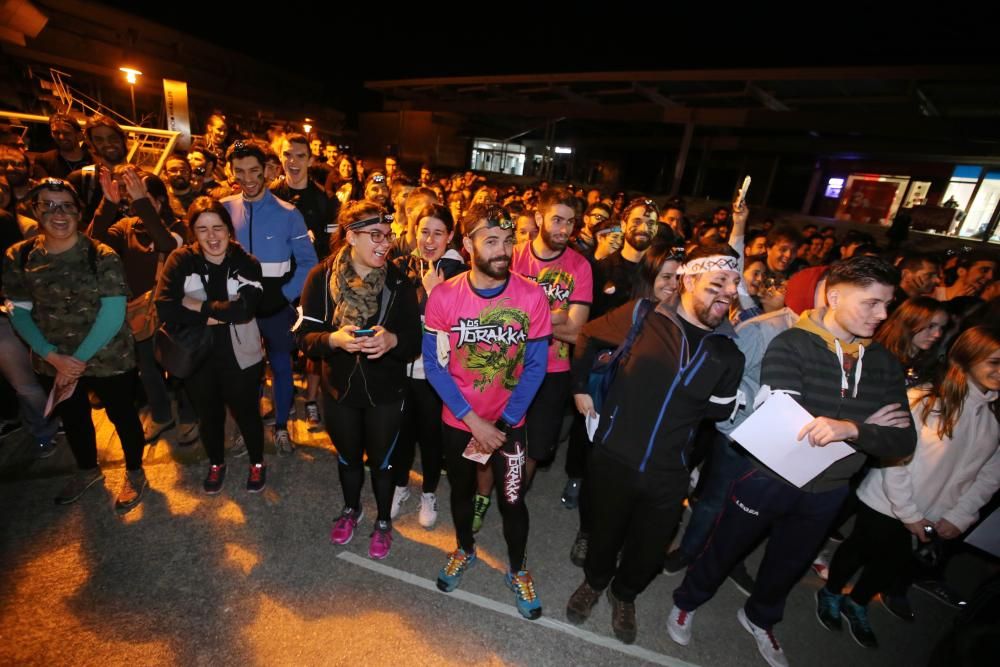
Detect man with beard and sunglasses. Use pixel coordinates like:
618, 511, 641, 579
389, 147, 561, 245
592, 198, 659, 318
564, 242, 744, 644
424, 204, 551, 620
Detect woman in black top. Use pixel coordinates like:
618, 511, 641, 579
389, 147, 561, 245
295, 200, 420, 560
155, 197, 267, 494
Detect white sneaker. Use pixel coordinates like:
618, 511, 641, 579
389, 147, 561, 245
418, 492, 438, 528
737, 608, 789, 667
390, 485, 411, 520
666, 605, 695, 646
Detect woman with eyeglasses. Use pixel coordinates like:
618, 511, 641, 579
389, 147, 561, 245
2, 178, 147, 512
295, 200, 420, 559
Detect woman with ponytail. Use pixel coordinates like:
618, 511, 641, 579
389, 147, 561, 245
817, 326, 1000, 647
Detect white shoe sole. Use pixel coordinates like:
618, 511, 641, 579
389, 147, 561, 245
666, 611, 693, 646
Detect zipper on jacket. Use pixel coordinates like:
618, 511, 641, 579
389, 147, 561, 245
639, 331, 724, 472
600, 405, 620, 444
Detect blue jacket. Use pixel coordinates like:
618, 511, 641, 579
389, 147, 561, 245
223, 189, 317, 316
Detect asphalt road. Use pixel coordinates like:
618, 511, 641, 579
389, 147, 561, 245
0, 400, 981, 667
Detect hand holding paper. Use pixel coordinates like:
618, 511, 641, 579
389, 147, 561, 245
730, 392, 855, 487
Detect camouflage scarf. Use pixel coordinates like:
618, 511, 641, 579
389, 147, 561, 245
329, 245, 386, 328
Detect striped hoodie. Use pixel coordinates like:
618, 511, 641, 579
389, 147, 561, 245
757, 309, 916, 492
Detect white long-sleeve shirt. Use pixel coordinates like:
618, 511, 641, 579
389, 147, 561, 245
857, 382, 1000, 533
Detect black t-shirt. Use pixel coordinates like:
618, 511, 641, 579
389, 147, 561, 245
271, 180, 334, 259
678, 314, 709, 350
593, 252, 639, 318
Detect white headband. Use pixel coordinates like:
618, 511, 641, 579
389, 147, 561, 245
677, 255, 740, 275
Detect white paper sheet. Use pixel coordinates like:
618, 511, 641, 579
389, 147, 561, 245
586, 412, 601, 442
729, 392, 855, 488
965, 508, 1000, 558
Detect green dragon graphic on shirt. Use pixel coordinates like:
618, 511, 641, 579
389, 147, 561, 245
463, 299, 530, 391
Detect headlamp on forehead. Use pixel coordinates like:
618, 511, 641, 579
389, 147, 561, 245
626, 197, 660, 218
369, 173, 386, 185
464, 205, 514, 237
26, 177, 82, 209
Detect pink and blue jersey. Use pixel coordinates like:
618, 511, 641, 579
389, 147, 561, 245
511, 243, 593, 373
424, 272, 552, 432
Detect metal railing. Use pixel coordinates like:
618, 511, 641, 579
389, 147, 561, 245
0, 111, 180, 176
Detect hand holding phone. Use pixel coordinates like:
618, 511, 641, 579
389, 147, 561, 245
352, 329, 376, 338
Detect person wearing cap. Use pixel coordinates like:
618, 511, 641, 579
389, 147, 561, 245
294, 200, 420, 560
222, 140, 318, 455
3, 178, 148, 512
564, 242, 744, 645
423, 203, 551, 620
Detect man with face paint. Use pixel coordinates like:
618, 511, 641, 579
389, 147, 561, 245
669, 255, 916, 667
564, 242, 745, 644
68, 115, 130, 221
424, 203, 551, 620
222, 141, 318, 455
32, 113, 92, 180
592, 198, 660, 318
163, 156, 199, 220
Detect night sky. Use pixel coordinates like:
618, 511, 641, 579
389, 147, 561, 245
91, 2, 998, 83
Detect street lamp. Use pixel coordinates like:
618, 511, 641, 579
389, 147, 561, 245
119, 67, 142, 123
303, 119, 313, 135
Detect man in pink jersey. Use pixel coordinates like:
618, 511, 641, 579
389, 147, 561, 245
511, 188, 592, 482
424, 203, 551, 620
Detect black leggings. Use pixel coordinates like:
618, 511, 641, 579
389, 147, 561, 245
38, 370, 145, 471
391, 378, 444, 492
826, 501, 912, 604
185, 349, 265, 466
324, 395, 405, 523
442, 423, 530, 572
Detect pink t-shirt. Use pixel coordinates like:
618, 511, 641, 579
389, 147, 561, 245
511, 243, 593, 373
424, 272, 552, 431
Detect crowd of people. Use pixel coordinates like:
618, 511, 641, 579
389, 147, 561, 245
1, 111, 999, 667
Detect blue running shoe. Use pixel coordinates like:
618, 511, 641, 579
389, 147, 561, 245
437, 548, 477, 592
506, 569, 542, 620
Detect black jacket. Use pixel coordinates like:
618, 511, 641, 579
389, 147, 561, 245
295, 257, 421, 407
571, 299, 745, 474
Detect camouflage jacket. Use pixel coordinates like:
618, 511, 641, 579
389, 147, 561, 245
3, 234, 135, 376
